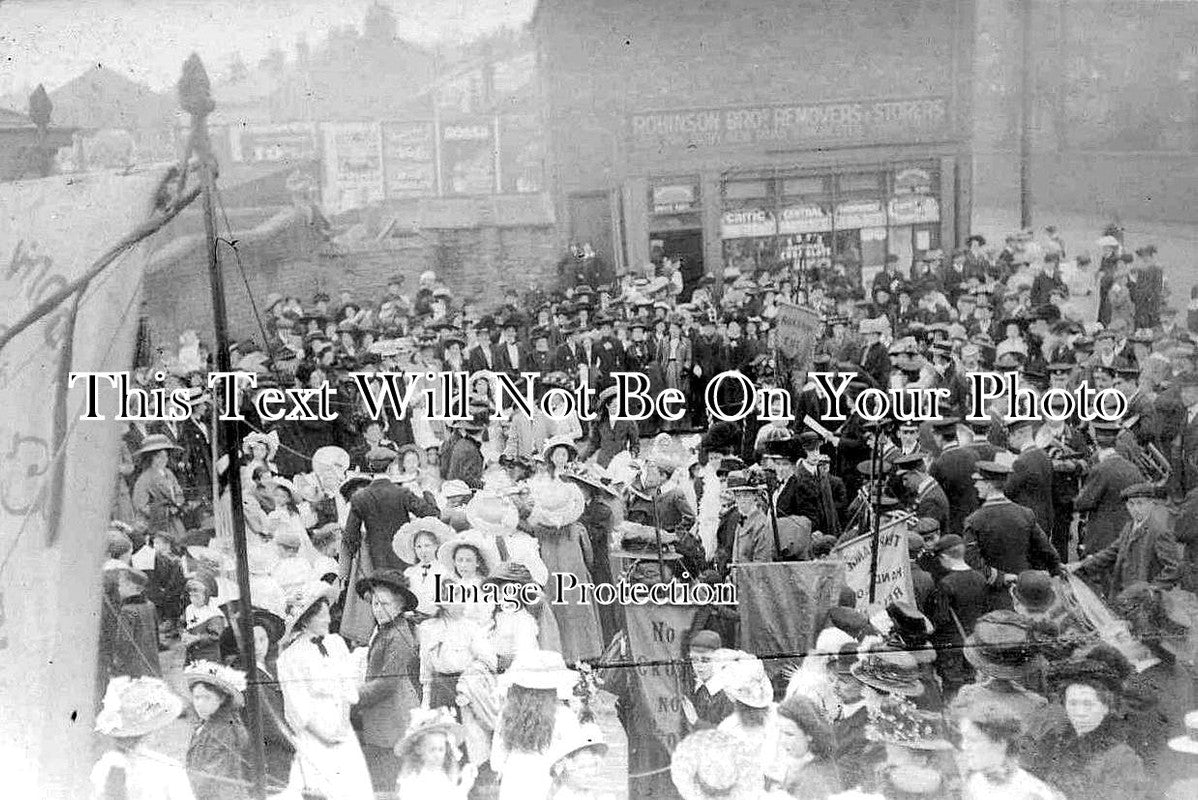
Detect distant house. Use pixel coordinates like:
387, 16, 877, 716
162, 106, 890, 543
0, 107, 74, 182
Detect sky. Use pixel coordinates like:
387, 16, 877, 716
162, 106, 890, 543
0, 0, 536, 98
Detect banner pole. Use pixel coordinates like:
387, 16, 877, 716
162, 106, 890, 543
179, 53, 267, 799
867, 423, 884, 604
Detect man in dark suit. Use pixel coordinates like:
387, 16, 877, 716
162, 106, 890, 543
929, 418, 979, 537
344, 447, 439, 574
1004, 419, 1055, 535
490, 320, 524, 379
553, 323, 582, 377
684, 630, 733, 729
781, 432, 843, 537
963, 461, 1062, 604
442, 416, 487, 490
1076, 422, 1145, 554
894, 453, 949, 534
858, 318, 891, 388
527, 326, 556, 375
1169, 372, 1198, 497
465, 320, 496, 373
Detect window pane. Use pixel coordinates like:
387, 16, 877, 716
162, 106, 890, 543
837, 172, 882, 194
724, 180, 770, 200
782, 176, 827, 196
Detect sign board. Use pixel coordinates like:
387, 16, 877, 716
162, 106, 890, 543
322, 121, 385, 213
773, 301, 824, 365
230, 122, 318, 163
734, 561, 846, 679
440, 117, 496, 196
830, 520, 915, 611
888, 195, 940, 225
498, 115, 544, 194
626, 96, 950, 153
623, 603, 698, 753
835, 199, 887, 229
381, 121, 437, 199
778, 203, 832, 235
780, 234, 832, 271
1, 171, 159, 796
720, 208, 775, 239
893, 166, 934, 195
651, 183, 700, 215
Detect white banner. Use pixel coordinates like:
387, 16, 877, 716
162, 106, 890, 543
0, 170, 159, 796
830, 519, 915, 612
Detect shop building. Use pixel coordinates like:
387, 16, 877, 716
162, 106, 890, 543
533, 0, 976, 290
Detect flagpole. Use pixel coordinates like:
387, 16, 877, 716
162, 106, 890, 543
179, 54, 267, 799
867, 424, 883, 604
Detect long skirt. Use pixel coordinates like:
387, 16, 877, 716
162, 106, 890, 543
288, 730, 373, 800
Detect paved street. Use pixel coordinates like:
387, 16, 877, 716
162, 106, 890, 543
973, 205, 1198, 313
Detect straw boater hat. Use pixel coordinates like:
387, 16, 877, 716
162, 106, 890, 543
541, 434, 579, 461
502, 649, 579, 696
133, 434, 181, 459
282, 581, 339, 639
393, 516, 455, 564
464, 491, 519, 534
528, 479, 586, 528
395, 707, 466, 754
183, 660, 247, 708
963, 610, 1036, 681
437, 530, 502, 576
851, 646, 925, 697
670, 729, 763, 800
548, 722, 608, 769
242, 430, 279, 461
94, 676, 184, 738
1168, 710, 1198, 755
560, 462, 620, 497
354, 567, 419, 611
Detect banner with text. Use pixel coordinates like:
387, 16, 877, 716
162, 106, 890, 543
439, 117, 497, 196
622, 603, 698, 754
0, 170, 159, 795
772, 302, 824, 367
627, 97, 950, 153
734, 561, 846, 680
831, 521, 915, 612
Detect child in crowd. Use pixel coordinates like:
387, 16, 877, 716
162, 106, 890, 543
182, 579, 226, 666
183, 661, 250, 800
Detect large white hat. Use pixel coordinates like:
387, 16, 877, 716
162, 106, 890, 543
437, 530, 502, 577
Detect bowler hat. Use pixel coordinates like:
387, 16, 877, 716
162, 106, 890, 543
1010, 570, 1056, 613
355, 568, 419, 610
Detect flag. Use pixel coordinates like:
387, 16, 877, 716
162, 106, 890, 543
734, 561, 845, 680
0, 170, 164, 796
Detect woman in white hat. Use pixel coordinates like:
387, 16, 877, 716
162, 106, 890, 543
265, 476, 320, 566
276, 581, 373, 800
183, 661, 250, 800
541, 434, 581, 482
716, 657, 780, 774
131, 434, 186, 540
394, 517, 455, 619
546, 723, 611, 800
525, 479, 604, 663
491, 650, 583, 800
394, 709, 476, 800
90, 676, 194, 800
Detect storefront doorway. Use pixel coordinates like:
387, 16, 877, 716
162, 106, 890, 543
651, 229, 704, 300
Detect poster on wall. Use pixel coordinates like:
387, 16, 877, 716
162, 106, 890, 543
381, 121, 436, 199
888, 195, 940, 225
498, 115, 544, 194
834, 199, 887, 229
439, 117, 496, 195
230, 122, 318, 163
322, 121, 384, 213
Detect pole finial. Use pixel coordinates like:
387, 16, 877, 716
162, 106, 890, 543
178, 53, 216, 118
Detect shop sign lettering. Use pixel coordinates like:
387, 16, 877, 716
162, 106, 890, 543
627, 97, 950, 151
835, 200, 887, 229
720, 209, 775, 239
778, 204, 832, 235
888, 195, 941, 225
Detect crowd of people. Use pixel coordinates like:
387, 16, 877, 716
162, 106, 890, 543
91, 225, 1198, 800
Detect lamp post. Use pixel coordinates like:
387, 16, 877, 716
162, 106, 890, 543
1019, 0, 1034, 229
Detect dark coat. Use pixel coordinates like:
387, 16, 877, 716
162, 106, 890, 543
930, 443, 979, 536
1175, 487, 1198, 592
1079, 507, 1182, 599
860, 341, 891, 388
587, 417, 641, 467
912, 477, 950, 533
1006, 446, 1055, 533
187, 703, 249, 800
1025, 717, 1149, 800
111, 595, 162, 678
443, 434, 485, 489
356, 618, 421, 748
963, 496, 1061, 577
489, 341, 525, 377
1075, 453, 1144, 552
344, 478, 439, 573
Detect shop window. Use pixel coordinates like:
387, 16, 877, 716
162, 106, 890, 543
836, 172, 883, 194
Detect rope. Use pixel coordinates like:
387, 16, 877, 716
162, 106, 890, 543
213, 183, 274, 349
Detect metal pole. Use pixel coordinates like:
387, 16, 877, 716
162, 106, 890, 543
178, 53, 267, 799
867, 425, 884, 604
1019, 0, 1034, 229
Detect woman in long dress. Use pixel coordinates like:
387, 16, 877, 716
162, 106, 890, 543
276, 582, 373, 800
525, 480, 603, 664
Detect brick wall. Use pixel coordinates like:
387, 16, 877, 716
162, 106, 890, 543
141, 209, 558, 350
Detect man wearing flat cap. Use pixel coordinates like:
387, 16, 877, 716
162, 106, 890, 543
1067, 482, 1180, 600
962, 461, 1062, 604
894, 452, 949, 534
